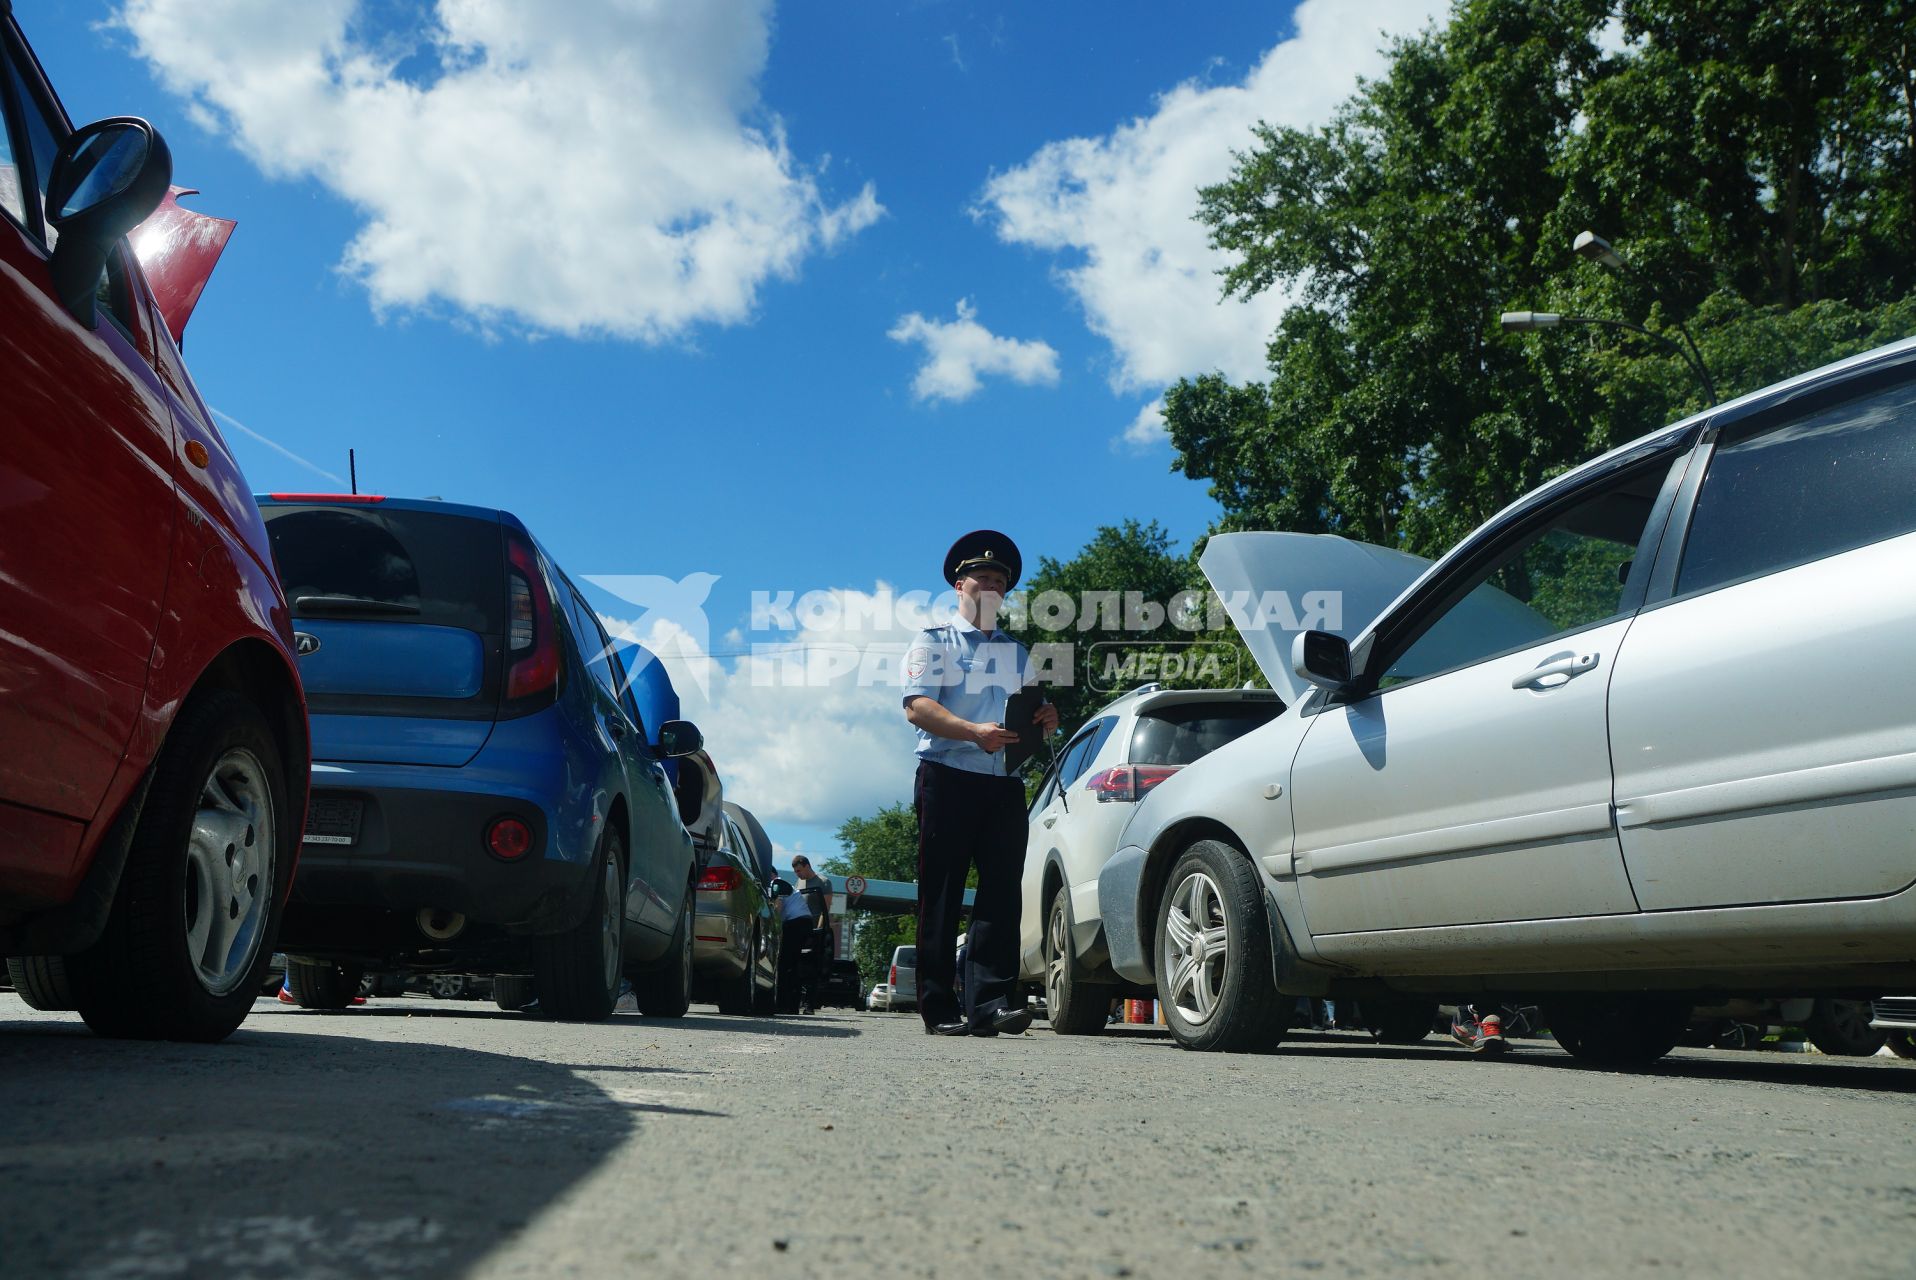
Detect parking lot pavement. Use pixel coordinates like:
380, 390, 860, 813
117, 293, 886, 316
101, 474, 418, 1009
4, 994, 1914, 1279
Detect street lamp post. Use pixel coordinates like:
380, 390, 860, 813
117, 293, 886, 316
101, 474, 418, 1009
1503, 232, 1719, 406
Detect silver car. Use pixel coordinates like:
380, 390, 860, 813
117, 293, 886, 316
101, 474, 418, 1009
1098, 338, 1916, 1068
691, 810, 779, 1015
888, 945, 918, 1010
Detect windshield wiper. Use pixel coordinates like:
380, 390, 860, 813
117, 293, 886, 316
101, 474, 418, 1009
294, 595, 421, 616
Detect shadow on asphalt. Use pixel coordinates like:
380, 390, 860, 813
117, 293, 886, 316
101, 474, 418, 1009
332, 1004, 866, 1038
1516, 1048, 1916, 1094
0, 1016, 641, 1277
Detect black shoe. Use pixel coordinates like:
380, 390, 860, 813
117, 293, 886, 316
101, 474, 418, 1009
929, 1018, 973, 1036
986, 1006, 1034, 1036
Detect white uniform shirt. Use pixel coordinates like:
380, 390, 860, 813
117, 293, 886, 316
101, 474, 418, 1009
900, 616, 1034, 777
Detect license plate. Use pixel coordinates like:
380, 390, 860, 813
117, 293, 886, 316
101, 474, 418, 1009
303, 796, 363, 846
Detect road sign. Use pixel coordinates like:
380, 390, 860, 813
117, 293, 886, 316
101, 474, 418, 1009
846, 875, 867, 903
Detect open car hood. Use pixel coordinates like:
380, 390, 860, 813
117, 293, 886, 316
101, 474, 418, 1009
1198, 532, 1432, 703
722, 801, 777, 884
676, 749, 725, 847
130, 187, 235, 345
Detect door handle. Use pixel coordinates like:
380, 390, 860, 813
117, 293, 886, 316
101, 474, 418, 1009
1042, 816, 1058, 828
1512, 652, 1600, 689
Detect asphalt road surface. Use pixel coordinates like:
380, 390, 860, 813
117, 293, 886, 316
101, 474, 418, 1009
3, 993, 1913, 1279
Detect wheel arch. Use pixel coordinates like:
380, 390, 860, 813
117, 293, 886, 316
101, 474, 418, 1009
1137, 818, 1253, 975
187, 638, 311, 804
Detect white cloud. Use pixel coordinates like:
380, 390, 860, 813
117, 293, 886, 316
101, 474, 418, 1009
599, 584, 943, 829
979, 0, 1446, 392
1115, 399, 1167, 453
114, 0, 882, 341
888, 298, 1060, 403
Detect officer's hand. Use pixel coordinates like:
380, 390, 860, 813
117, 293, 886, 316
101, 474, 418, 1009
971, 723, 1021, 753
1035, 702, 1061, 734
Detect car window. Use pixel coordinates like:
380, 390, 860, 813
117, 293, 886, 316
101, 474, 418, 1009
1677, 375, 1916, 597
3, 35, 58, 237
560, 583, 625, 706
1054, 724, 1101, 790
1378, 460, 1673, 688
264, 506, 506, 633
1128, 701, 1280, 766
0, 53, 25, 224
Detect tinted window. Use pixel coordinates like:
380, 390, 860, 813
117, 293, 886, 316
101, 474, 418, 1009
4, 39, 58, 235
1128, 701, 1280, 766
562, 584, 627, 705
1678, 377, 1916, 596
264, 506, 505, 633
1380, 461, 1672, 687
0, 47, 25, 224
1054, 720, 1106, 790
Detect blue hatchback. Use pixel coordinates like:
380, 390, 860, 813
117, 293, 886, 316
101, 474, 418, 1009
258, 495, 699, 1021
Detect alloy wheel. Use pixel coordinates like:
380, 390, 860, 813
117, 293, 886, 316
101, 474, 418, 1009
182, 747, 275, 997
1045, 895, 1070, 1014
599, 849, 622, 992
1163, 870, 1230, 1026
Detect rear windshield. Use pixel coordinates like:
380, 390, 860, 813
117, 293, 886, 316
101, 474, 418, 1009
894, 947, 917, 964
264, 505, 505, 633
1128, 701, 1281, 767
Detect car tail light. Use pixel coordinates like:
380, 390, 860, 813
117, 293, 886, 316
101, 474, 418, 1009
1084, 764, 1182, 803
503, 533, 559, 711
889, 964, 898, 986
486, 816, 533, 860
697, 864, 743, 891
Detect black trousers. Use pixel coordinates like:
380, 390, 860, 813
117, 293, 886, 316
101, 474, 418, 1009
778, 917, 822, 1011
914, 759, 1026, 1027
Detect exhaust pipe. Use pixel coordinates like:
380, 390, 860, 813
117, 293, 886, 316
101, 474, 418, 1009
416, 908, 467, 941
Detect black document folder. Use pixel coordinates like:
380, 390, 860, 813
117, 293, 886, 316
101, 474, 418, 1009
1002, 687, 1049, 772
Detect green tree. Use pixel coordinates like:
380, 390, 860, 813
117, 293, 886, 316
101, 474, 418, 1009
1167, 0, 1916, 560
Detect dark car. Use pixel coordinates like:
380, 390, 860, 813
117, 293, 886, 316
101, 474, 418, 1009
819, 959, 865, 1010
258, 496, 700, 1021
0, 10, 308, 1041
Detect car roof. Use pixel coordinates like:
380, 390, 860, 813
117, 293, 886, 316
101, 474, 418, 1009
255, 493, 533, 537
1082, 684, 1282, 724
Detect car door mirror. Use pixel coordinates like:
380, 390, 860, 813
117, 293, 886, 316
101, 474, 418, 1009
1292, 629, 1351, 691
45, 118, 173, 326
656, 719, 704, 758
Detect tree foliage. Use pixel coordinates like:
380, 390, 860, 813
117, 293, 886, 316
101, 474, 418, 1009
1167, 0, 1916, 560
822, 802, 920, 986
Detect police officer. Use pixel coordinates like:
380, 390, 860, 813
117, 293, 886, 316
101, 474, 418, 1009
901, 531, 1059, 1037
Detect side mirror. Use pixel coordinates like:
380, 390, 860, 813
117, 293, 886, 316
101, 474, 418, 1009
45, 118, 173, 326
1291, 629, 1351, 691
656, 719, 704, 759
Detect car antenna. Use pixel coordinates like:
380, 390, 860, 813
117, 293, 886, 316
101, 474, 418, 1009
349, 448, 357, 495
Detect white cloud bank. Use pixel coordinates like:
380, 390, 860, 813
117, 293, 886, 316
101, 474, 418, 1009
602, 584, 942, 829
977, 0, 1447, 442
114, 0, 882, 340
888, 298, 1060, 403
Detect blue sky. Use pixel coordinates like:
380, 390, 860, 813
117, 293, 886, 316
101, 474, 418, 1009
29, 0, 1446, 863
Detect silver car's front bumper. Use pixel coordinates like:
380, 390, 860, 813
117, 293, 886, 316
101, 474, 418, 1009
1098, 843, 1154, 986
1870, 996, 1916, 1029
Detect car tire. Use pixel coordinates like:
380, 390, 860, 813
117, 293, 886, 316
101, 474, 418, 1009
1154, 840, 1285, 1053
1044, 882, 1111, 1036
1884, 1031, 1916, 1060
716, 924, 758, 1016
752, 929, 779, 1017
531, 829, 625, 1022
1364, 996, 1438, 1045
1803, 999, 1889, 1057
492, 975, 537, 1011
632, 882, 695, 1018
7, 954, 74, 1011
427, 973, 469, 1000
1546, 996, 1687, 1068
66, 691, 295, 1042
287, 958, 363, 1010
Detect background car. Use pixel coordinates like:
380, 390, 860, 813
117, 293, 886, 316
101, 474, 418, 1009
258, 495, 701, 1022
818, 959, 865, 1010
1098, 338, 1916, 1066
0, 10, 308, 1042
888, 944, 918, 1011
1019, 683, 1284, 1034
691, 807, 779, 1015
867, 982, 894, 1011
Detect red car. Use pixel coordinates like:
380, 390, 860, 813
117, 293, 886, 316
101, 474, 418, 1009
0, 10, 308, 1041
